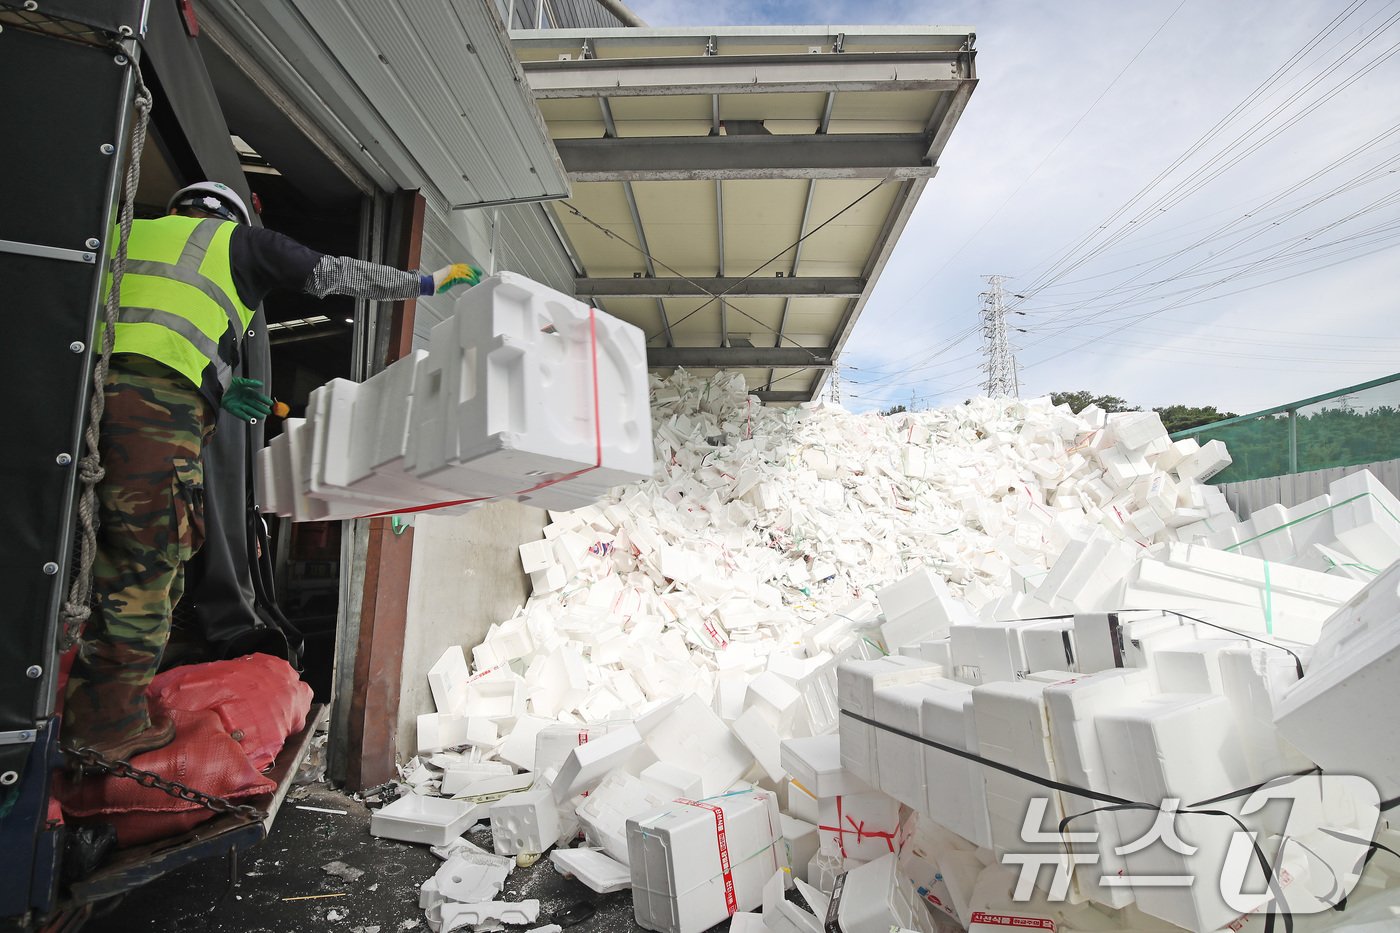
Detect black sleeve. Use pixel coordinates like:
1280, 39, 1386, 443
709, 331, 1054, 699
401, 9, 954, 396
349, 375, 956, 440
227, 225, 325, 309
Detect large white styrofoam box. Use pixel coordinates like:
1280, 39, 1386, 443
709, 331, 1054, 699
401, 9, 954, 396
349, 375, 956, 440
779, 734, 869, 799
576, 770, 667, 865
833, 852, 940, 933
409, 273, 654, 505
643, 694, 754, 796
972, 681, 1067, 879
876, 568, 972, 649
627, 789, 786, 933
837, 657, 941, 789
1095, 694, 1262, 931
1275, 562, 1400, 800
1217, 645, 1311, 783
872, 683, 942, 811
918, 678, 993, 850
816, 790, 902, 864
1327, 469, 1400, 571
1042, 668, 1155, 908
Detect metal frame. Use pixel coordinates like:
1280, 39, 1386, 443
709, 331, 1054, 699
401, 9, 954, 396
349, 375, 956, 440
598, 96, 673, 346
647, 346, 833, 368
524, 25, 977, 401
575, 276, 865, 298
524, 52, 969, 98
555, 133, 936, 181
1170, 370, 1400, 476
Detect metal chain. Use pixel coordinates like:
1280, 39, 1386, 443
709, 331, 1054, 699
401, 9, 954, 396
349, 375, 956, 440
60, 743, 268, 821
59, 45, 154, 652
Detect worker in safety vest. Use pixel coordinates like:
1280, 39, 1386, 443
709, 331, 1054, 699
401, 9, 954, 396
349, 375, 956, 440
62, 180, 482, 761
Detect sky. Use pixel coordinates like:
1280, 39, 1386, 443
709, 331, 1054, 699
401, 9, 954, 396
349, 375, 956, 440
626, 0, 1400, 415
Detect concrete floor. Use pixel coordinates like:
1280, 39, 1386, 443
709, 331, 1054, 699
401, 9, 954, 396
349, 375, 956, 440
84, 784, 643, 933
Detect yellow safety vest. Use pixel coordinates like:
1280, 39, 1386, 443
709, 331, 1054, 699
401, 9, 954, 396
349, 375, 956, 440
107, 215, 256, 404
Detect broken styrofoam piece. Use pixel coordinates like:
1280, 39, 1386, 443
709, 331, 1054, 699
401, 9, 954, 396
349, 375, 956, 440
370, 794, 480, 846
433, 849, 512, 905
547, 846, 631, 894
762, 869, 822, 933
489, 786, 560, 856
628, 789, 787, 933
439, 899, 539, 931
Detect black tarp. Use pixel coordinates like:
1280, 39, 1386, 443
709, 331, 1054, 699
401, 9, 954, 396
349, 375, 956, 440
139, 0, 298, 660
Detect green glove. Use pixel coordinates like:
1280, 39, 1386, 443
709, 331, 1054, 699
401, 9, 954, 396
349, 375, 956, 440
222, 377, 273, 422
431, 263, 483, 295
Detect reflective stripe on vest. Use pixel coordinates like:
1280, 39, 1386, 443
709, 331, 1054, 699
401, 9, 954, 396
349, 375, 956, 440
109, 216, 255, 401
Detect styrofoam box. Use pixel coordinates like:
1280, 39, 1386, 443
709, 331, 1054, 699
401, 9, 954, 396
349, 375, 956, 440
918, 678, 993, 850
408, 273, 653, 506
779, 734, 869, 799
642, 694, 753, 796
627, 789, 786, 933
781, 814, 819, 884
837, 657, 941, 789
551, 723, 645, 802
1217, 645, 1311, 783
576, 771, 667, 866
834, 851, 939, 933
1096, 694, 1263, 931
427, 645, 469, 715
971, 681, 1067, 884
490, 786, 560, 856
872, 683, 942, 811
369, 794, 478, 846
1042, 668, 1155, 908
816, 791, 901, 864
1275, 561, 1400, 800
1327, 469, 1400, 570
876, 568, 971, 650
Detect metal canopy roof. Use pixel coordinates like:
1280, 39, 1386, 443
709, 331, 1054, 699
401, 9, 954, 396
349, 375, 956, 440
513, 26, 977, 402
204, 0, 569, 209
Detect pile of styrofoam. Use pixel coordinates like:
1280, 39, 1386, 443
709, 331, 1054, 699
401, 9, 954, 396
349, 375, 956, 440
381, 370, 1400, 933
257, 272, 653, 521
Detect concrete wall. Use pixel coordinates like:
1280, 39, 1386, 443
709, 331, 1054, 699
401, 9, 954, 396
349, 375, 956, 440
1218, 458, 1400, 519
393, 500, 548, 762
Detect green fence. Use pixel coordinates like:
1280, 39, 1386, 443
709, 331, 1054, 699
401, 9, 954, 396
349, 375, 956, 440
1170, 372, 1400, 484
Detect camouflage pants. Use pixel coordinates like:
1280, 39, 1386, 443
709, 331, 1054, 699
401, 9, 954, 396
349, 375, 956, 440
63, 355, 214, 747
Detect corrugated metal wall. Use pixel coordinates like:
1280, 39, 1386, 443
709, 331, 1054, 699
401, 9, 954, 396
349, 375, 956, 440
1217, 458, 1400, 519
500, 0, 626, 30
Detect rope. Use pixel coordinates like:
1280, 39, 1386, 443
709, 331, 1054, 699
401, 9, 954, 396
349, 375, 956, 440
59, 50, 153, 653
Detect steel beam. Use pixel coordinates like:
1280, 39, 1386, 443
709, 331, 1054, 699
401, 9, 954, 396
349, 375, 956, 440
524, 52, 969, 98
754, 390, 812, 403
575, 275, 865, 299
557, 133, 934, 182
648, 347, 834, 368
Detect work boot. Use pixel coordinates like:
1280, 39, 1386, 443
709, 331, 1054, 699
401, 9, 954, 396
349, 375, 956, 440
64, 710, 176, 772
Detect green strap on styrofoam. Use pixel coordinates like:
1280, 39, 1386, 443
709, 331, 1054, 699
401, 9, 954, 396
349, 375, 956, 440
1224, 491, 1400, 553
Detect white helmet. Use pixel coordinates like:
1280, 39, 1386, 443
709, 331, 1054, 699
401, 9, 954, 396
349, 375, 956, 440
167, 181, 251, 225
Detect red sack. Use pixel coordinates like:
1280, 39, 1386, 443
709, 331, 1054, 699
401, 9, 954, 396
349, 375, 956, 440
147, 653, 313, 771
55, 708, 275, 847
